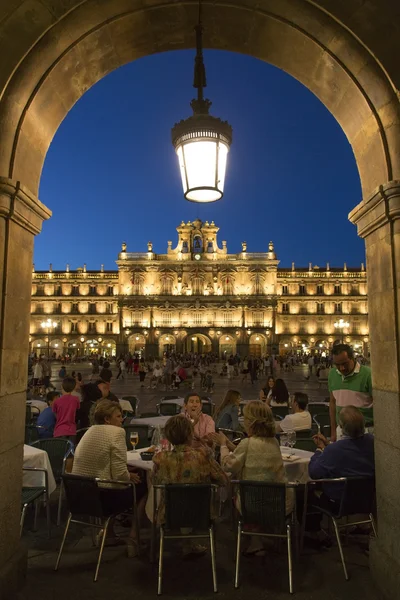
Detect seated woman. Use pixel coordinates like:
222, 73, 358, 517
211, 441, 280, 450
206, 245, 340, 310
259, 376, 275, 403
152, 415, 228, 555
214, 389, 241, 431
182, 391, 215, 447
72, 400, 146, 557
218, 401, 293, 556
269, 378, 289, 407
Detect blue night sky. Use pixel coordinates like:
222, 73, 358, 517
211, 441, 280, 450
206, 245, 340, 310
36, 49, 365, 271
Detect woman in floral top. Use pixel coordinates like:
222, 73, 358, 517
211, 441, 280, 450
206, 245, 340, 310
152, 415, 227, 555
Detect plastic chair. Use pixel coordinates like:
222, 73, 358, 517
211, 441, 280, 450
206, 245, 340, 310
157, 403, 181, 416
201, 401, 215, 416
31, 438, 73, 526
272, 405, 289, 420
313, 413, 331, 436
302, 477, 377, 580
123, 423, 152, 450
153, 484, 218, 594
21, 467, 51, 538
233, 480, 297, 594
75, 427, 90, 446
55, 474, 136, 582
294, 438, 316, 452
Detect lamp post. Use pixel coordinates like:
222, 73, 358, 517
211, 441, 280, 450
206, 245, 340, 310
334, 318, 350, 343
40, 318, 57, 358
171, 0, 232, 203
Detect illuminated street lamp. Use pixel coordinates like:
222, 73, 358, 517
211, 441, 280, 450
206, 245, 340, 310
334, 318, 350, 343
171, 0, 232, 203
40, 318, 57, 357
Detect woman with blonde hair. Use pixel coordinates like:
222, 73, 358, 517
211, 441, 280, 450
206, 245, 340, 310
217, 401, 292, 556
214, 389, 241, 431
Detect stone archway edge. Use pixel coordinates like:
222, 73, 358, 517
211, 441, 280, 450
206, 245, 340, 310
0, 177, 51, 235
349, 180, 400, 238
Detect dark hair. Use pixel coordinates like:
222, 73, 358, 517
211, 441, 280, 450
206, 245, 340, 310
81, 383, 102, 403
46, 390, 60, 405
184, 391, 201, 405
62, 376, 76, 393
77, 373, 82, 381
271, 378, 289, 404
332, 344, 354, 359
103, 361, 110, 369
99, 367, 112, 383
165, 415, 193, 445
293, 392, 309, 411
214, 390, 241, 420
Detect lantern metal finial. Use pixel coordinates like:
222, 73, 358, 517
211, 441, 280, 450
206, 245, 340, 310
171, 0, 233, 203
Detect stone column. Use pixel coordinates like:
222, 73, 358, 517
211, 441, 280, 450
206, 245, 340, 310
349, 180, 400, 600
0, 178, 51, 595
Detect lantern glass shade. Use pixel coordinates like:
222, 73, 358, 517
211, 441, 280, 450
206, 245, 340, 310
176, 137, 229, 202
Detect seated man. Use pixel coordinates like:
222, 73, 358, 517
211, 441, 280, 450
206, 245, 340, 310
277, 392, 312, 432
309, 405, 375, 503
36, 391, 59, 438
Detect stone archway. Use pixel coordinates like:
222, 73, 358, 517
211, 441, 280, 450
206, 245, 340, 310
1, 1, 400, 597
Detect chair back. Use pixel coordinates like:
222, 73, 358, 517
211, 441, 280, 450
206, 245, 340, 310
62, 474, 104, 518
308, 403, 329, 418
31, 406, 41, 422
121, 396, 138, 416
296, 427, 317, 439
313, 413, 331, 436
32, 438, 73, 480
201, 402, 215, 416
272, 405, 289, 420
216, 428, 245, 443
339, 477, 376, 517
25, 404, 32, 424
163, 484, 213, 531
238, 480, 288, 535
123, 424, 151, 449
294, 438, 316, 452
25, 424, 40, 445
158, 403, 181, 416
75, 427, 90, 446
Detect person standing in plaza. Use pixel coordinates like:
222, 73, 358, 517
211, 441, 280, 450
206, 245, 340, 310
52, 376, 80, 443
328, 344, 373, 442
247, 355, 259, 385
33, 358, 43, 395
307, 354, 314, 378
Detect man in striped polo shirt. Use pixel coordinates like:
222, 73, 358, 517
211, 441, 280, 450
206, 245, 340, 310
329, 344, 373, 441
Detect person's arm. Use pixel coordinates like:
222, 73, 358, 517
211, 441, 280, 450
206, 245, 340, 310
276, 415, 291, 433
329, 391, 337, 442
220, 438, 249, 476
208, 454, 229, 486
110, 429, 130, 481
202, 414, 215, 438
308, 443, 334, 480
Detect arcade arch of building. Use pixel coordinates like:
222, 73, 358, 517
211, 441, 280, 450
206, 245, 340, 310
1, 1, 400, 597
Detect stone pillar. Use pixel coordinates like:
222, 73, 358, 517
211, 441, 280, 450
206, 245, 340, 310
349, 181, 400, 600
0, 178, 51, 596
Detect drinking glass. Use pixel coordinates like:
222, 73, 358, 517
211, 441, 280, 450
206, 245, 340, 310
287, 430, 296, 455
280, 433, 289, 448
130, 431, 139, 451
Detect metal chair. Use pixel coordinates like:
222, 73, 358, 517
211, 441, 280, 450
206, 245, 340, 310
153, 484, 218, 595
294, 438, 316, 452
157, 402, 181, 416
31, 438, 73, 526
233, 480, 297, 594
25, 424, 47, 445
123, 423, 152, 449
216, 428, 245, 444
121, 395, 139, 416
293, 425, 319, 439
302, 477, 377, 580
308, 403, 330, 418
25, 404, 41, 425
75, 427, 90, 446
313, 413, 331, 437
201, 401, 215, 416
55, 474, 136, 582
138, 412, 159, 418
21, 467, 51, 538
272, 405, 289, 420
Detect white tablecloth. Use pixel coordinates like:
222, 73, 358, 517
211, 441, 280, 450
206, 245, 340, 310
119, 399, 134, 412
129, 416, 170, 428
23, 444, 57, 495
27, 400, 48, 414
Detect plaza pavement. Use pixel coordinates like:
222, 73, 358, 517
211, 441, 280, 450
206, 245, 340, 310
21, 362, 382, 600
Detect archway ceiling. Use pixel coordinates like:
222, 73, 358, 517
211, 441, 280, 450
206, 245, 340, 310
0, 0, 399, 200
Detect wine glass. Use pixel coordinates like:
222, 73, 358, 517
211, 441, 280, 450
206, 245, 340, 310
280, 433, 289, 448
130, 431, 139, 451
287, 430, 296, 455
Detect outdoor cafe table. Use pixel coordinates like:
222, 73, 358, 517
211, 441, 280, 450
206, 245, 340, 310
127, 446, 313, 520
129, 415, 171, 428
26, 400, 48, 414
23, 444, 57, 495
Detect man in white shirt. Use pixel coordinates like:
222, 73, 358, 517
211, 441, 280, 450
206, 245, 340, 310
277, 392, 312, 432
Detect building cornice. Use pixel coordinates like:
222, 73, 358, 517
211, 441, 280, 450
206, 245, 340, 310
0, 177, 51, 235
349, 180, 400, 238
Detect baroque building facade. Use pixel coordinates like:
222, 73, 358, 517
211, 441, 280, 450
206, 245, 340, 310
30, 219, 369, 358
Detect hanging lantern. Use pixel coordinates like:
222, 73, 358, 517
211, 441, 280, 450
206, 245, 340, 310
171, 1, 232, 203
